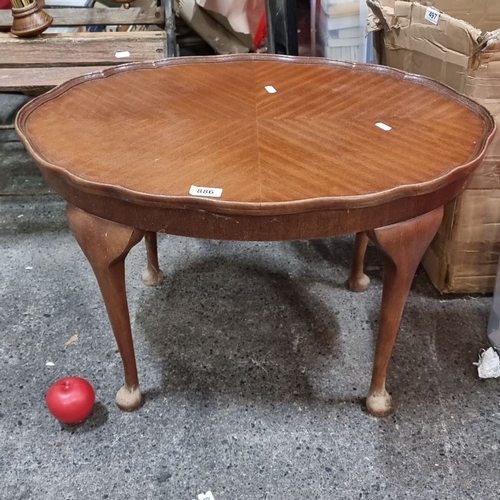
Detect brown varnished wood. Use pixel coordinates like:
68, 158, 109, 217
16, 55, 496, 416
27, 166, 478, 240
66, 204, 144, 411
347, 232, 370, 292
365, 207, 444, 417
16, 55, 495, 224
10, 2, 53, 38
142, 231, 164, 286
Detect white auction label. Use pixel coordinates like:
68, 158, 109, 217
189, 185, 223, 198
424, 7, 440, 25
375, 122, 392, 131
115, 51, 131, 58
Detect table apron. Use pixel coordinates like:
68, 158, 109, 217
42, 169, 470, 241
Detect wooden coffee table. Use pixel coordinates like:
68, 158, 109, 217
16, 55, 495, 417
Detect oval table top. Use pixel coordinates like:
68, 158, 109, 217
16, 55, 495, 224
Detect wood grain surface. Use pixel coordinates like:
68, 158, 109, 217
0, 7, 164, 28
16, 55, 495, 225
0, 66, 110, 92
0, 31, 165, 66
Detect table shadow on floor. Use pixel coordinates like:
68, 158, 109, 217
134, 258, 347, 406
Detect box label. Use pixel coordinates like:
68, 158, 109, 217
424, 7, 440, 25
189, 185, 223, 198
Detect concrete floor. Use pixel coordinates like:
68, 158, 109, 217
1, 93, 500, 500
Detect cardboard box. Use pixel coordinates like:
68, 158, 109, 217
368, 0, 500, 293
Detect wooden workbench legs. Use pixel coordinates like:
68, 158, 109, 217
363, 207, 444, 416
66, 204, 145, 412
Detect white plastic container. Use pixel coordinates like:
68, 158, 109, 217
316, 0, 368, 63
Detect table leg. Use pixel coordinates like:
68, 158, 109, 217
142, 232, 164, 286
365, 207, 444, 417
347, 232, 370, 292
66, 204, 145, 411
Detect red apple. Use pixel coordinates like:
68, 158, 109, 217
46, 377, 95, 424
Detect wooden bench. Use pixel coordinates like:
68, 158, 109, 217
0, 1, 176, 93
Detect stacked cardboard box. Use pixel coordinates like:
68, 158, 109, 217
318, 0, 367, 62
369, 0, 500, 293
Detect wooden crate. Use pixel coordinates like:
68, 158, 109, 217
0, 2, 175, 92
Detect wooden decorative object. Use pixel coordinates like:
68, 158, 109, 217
15, 55, 496, 417
10, 1, 53, 38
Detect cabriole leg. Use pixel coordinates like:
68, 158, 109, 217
347, 231, 370, 292
66, 204, 145, 411
142, 232, 164, 286
366, 207, 443, 417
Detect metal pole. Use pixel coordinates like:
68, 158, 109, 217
286, 0, 298, 55
161, 0, 177, 57
265, 0, 276, 54
265, 0, 298, 55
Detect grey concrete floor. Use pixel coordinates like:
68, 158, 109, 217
1, 93, 499, 500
